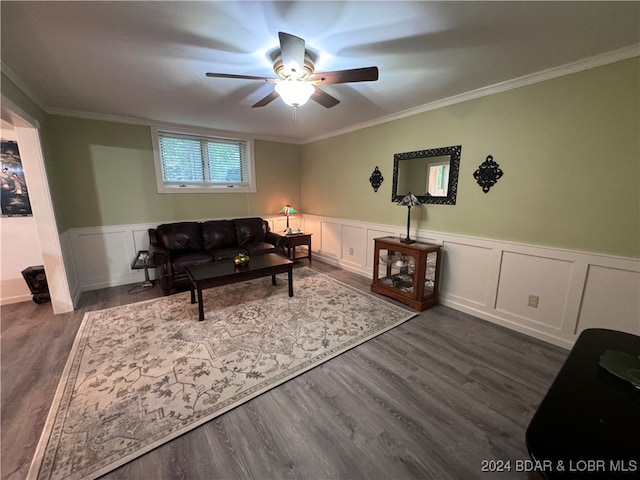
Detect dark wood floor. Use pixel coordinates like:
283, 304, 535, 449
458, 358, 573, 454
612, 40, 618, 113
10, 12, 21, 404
1, 261, 568, 480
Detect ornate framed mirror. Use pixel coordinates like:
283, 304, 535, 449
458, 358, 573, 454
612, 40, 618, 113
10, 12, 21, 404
391, 145, 462, 205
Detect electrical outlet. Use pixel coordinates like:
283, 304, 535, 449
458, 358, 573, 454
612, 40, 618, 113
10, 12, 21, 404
349, 248, 354, 255
528, 295, 539, 308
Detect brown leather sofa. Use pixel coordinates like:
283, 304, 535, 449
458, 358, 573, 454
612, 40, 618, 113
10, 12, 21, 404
148, 217, 286, 295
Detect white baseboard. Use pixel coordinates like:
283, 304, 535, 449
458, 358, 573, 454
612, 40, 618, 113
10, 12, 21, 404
0, 293, 34, 306
59, 215, 300, 293
302, 214, 640, 348
60, 215, 640, 348
439, 298, 575, 349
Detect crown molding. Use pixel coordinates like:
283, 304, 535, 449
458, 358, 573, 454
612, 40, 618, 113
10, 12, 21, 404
1, 64, 294, 143
3, 44, 638, 146
1, 62, 48, 112
45, 106, 152, 127
302, 43, 640, 144
43, 107, 297, 144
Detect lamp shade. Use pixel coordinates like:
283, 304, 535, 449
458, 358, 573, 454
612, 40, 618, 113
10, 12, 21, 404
278, 204, 298, 216
275, 80, 314, 107
278, 204, 298, 232
397, 192, 422, 207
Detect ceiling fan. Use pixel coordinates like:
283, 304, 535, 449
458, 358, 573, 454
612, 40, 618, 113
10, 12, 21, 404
206, 32, 379, 109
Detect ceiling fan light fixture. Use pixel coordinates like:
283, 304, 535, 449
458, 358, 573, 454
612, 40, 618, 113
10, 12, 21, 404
275, 80, 314, 107
207, 32, 378, 110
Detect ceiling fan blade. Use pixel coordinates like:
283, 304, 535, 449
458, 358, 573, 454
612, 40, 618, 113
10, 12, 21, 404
252, 90, 280, 108
206, 72, 275, 82
278, 31, 306, 78
308, 66, 379, 85
311, 87, 340, 109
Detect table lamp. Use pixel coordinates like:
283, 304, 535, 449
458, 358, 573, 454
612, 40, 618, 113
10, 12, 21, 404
278, 204, 298, 233
397, 192, 422, 244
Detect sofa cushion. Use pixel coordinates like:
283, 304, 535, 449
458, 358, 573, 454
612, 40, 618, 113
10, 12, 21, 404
207, 246, 246, 262
171, 251, 214, 275
202, 220, 236, 250
157, 222, 204, 251
234, 217, 267, 246
242, 242, 276, 257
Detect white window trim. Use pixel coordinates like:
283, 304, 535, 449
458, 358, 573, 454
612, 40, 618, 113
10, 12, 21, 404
151, 126, 256, 194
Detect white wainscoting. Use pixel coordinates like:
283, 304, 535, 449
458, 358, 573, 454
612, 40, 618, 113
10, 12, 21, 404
302, 214, 640, 349
60, 216, 301, 307
61, 214, 639, 348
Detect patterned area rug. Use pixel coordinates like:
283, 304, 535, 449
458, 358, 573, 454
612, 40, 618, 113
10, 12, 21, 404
28, 267, 416, 480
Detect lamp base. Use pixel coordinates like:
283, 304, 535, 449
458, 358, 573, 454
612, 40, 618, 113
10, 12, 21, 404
400, 238, 416, 244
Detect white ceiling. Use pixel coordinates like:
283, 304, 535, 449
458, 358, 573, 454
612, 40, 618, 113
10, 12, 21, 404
1, 1, 639, 143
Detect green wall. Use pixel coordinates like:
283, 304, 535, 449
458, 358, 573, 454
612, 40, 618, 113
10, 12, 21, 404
3, 59, 639, 258
42, 117, 301, 231
301, 58, 640, 258
1, 73, 47, 128
3, 74, 301, 232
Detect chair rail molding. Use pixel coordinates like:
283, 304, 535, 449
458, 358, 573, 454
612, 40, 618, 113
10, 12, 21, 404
60, 215, 300, 307
61, 214, 639, 349
301, 213, 639, 349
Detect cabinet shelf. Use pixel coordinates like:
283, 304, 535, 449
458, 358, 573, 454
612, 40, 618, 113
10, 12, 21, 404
371, 236, 442, 311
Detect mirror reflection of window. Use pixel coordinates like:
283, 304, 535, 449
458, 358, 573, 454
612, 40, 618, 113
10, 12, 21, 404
427, 161, 449, 197
392, 145, 460, 205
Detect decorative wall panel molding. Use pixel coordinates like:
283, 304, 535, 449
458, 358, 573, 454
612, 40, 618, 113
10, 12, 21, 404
302, 214, 639, 348
62, 215, 639, 349
61, 215, 289, 299
496, 252, 572, 329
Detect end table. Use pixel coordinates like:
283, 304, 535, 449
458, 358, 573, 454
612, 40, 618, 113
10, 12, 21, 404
129, 250, 154, 293
283, 233, 312, 263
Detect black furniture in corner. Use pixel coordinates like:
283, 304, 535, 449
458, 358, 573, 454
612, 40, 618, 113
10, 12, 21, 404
21, 265, 50, 304
526, 328, 640, 479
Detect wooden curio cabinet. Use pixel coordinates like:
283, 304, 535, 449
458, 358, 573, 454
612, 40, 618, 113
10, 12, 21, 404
371, 236, 442, 311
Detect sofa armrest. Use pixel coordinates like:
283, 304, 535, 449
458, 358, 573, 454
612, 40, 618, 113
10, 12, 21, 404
265, 231, 287, 255
148, 244, 170, 267
148, 228, 171, 268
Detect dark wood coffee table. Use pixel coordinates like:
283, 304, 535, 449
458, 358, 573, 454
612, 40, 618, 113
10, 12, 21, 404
185, 253, 294, 321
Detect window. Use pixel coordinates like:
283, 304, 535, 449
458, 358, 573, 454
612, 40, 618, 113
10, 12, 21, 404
152, 128, 256, 193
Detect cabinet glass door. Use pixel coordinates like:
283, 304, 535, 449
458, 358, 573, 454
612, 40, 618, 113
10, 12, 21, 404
377, 248, 416, 294
423, 250, 438, 299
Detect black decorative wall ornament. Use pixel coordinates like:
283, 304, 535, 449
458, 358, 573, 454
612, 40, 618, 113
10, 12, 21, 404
473, 155, 503, 193
369, 166, 384, 192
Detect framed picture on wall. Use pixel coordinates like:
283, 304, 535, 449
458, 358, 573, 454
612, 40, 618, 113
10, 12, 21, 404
1, 139, 33, 217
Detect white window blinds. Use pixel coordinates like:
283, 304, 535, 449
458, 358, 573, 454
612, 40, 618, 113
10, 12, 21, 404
154, 130, 254, 192
159, 136, 204, 183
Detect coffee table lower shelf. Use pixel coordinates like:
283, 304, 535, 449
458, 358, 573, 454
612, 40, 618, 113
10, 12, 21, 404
186, 253, 294, 321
